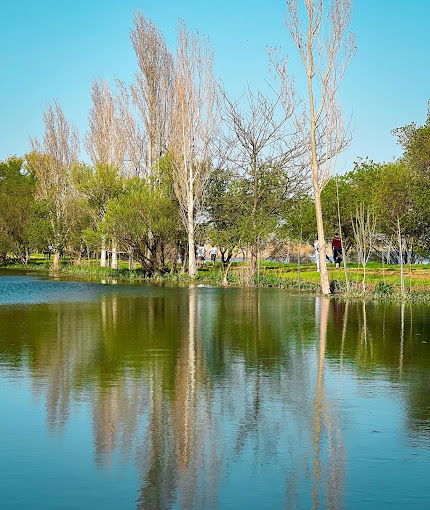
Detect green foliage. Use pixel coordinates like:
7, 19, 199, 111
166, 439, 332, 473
1, 103, 430, 284
0, 157, 37, 261
393, 113, 430, 174
374, 281, 394, 297
72, 163, 124, 220
281, 193, 315, 242
329, 279, 342, 294
105, 179, 181, 273
206, 164, 291, 264
293, 151, 430, 258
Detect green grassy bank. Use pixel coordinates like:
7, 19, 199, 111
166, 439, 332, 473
2, 256, 430, 302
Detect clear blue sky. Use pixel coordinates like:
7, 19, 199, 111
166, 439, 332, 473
1, 0, 429, 172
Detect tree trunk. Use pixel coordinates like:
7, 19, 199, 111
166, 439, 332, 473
111, 239, 118, 269
188, 230, 196, 277
171, 244, 179, 274
250, 245, 258, 276
314, 190, 330, 294
397, 217, 405, 295
52, 251, 60, 270
128, 252, 133, 271
362, 264, 366, 292
100, 237, 107, 267
187, 197, 196, 277
76, 246, 82, 265
307, 30, 330, 296
336, 177, 350, 292
222, 258, 234, 286
180, 245, 188, 274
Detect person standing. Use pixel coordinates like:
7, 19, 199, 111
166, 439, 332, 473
332, 233, 342, 269
209, 246, 217, 265
314, 239, 320, 272
197, 245, 206, 267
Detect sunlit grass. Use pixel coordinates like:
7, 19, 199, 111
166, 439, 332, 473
3, 254, 430, 293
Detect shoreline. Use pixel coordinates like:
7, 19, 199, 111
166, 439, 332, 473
2, 261, 430, 304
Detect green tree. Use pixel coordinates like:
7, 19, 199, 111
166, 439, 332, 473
104, 179, 181, 275
72, 163, 124, 265
0, 157, 36, 263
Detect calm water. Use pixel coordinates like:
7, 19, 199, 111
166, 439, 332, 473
1, 271, 430, 509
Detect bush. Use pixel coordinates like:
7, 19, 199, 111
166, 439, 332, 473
329, 279, 341, 294
374, 281, 394, 296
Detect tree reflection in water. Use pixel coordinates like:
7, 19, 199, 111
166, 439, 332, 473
1, 282, 430, 508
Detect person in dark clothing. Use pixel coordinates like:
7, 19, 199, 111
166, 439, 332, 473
332, 233, 342, 268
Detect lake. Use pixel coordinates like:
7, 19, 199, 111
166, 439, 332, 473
0, 271, 429, 509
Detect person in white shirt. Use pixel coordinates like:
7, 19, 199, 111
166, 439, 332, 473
197, 245, 206, 267
314, 240, 320, 272
209, 246, 217, 264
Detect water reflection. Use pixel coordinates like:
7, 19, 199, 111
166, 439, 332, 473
1, 276, 430, 508
312, 298, 344, 510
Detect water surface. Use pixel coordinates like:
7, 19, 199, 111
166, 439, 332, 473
0, 271, 429, 509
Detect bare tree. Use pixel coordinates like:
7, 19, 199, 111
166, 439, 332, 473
130, 11, 173, 177
169, 22, 217, 277
277, 0, 355, 294
86, 79, 129, 268
116, 80, 147, 178
30, 102, 79, 269
221, 86, 305, 275
352, 204, 376, 291
86, 79, 127, 170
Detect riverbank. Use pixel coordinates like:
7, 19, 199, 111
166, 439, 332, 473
3, 257, 430, 303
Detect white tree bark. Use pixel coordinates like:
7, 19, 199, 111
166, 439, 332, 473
169, 22, 217, 277
100, 238, 107, 268
278, 0, 355, 294
111, 239, 118, 269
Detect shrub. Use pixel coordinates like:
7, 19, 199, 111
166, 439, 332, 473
329, 279, 341, 294
374, 281, 394, 296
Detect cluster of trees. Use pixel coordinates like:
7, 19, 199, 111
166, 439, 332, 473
1, 2, 355, 292
286, 111, 430, 285
1, 2, 428, 291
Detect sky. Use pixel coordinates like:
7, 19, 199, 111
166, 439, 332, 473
1, 0, 429, 173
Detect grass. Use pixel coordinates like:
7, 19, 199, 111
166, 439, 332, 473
2, 255, 430, 301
